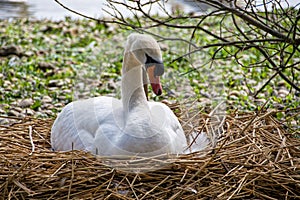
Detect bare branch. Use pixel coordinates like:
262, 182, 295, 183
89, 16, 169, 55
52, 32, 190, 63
54, 0, 300, 96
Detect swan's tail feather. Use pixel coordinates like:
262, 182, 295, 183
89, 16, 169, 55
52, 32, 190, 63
184, 132, 210, 154
184, 126, 223, 154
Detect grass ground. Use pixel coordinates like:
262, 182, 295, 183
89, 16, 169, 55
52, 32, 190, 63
0, 18, 299, 129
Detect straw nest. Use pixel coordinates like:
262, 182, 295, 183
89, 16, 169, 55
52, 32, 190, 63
0, 102, 299, 200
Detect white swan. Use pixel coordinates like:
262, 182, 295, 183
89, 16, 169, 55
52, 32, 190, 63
51, 33, 208, 156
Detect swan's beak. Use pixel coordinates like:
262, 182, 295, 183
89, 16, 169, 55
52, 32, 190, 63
147, 65, 163, 96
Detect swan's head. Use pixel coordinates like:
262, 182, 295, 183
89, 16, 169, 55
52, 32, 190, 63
123, 33, 164, 96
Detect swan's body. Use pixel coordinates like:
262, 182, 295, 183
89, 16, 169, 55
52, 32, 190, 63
51, 33, 208, 156
51, 96, 186, 155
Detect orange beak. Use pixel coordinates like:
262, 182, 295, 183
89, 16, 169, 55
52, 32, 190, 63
147, 65, 162, 96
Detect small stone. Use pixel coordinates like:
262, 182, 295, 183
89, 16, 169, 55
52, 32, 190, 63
290, 120, 298, 129
35, 112, 48, 118
45, 110, 54, 116
24, 51, 34, 57
58, 96, 67, 100
12, 107, 23, 113
254, 98, 266, 104
229, 95, 239, 100
62, 89, 72, 94
22, 108, 35, 116
167, 89, 178, 97
48, 80, 64, 87
101, 72, 119, 79
3, 80, 11, 88
8, 109, 20, 117
11, 77, 19, 83
18, 98, 33, 108
8, 56, 20, 67
198, 97, 211, 104
17, 113, 26, 118
40, 25, 54, 33
239, 90, 248, 96
65, 78, 72, 85
54, 103, 64, 108
0, 109, 5, 114
0, 45, 22, 57
42, 103, 54, 110
37, 62, 56, 71
273, 103, 285, 110
87, 41, 96, 49
107, 79, 117, 90
42, 96, 53, 104
229, 90, 240, 97
67, 28, 79, 36
278, 89, 289, 97
48, 87, 59, 91
277, 80, 286, 87
199, 91, 211, 98
10, 101, 18, 107
37, 50, 47, 56
0, 118, 10, 125
0, 104, 10, 110
44, 71, 55, 77
107, 24, 117, 33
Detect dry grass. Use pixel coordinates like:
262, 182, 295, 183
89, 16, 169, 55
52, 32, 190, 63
0, 105, 299, 199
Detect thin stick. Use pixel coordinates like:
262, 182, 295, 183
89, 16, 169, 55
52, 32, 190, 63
67, 144, 75, 200
140, 175, 170, 200
28, 126, 35, 155
126, 176, 139, 200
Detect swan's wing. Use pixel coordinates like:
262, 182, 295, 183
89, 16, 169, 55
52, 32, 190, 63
148, 102, 187, 153
51, 96, 121, 151
148, 102, 212, 154
157, 103, 212, 154
51, 101, 86, 151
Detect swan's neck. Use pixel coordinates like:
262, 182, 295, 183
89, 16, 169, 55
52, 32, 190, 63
122, 53, 149, 117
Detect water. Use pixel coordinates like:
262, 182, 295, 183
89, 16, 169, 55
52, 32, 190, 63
0, 0, 110, 20
0, 0, 186, 20
0, 0, 299, 20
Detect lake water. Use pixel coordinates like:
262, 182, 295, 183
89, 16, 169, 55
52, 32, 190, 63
0, 0, 194, 20
0, 0, 299, 20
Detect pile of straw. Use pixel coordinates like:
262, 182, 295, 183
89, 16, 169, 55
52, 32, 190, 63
0, 105, 299, 199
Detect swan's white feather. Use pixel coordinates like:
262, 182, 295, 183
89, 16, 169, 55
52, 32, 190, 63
51, 96, 188, 155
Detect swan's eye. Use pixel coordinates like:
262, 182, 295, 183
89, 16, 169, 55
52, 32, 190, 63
145, 54, 164, 76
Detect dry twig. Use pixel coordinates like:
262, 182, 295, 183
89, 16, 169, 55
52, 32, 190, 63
0, 102, 299, 199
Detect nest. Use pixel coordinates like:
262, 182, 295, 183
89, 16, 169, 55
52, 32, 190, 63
0, 104, 299, 199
